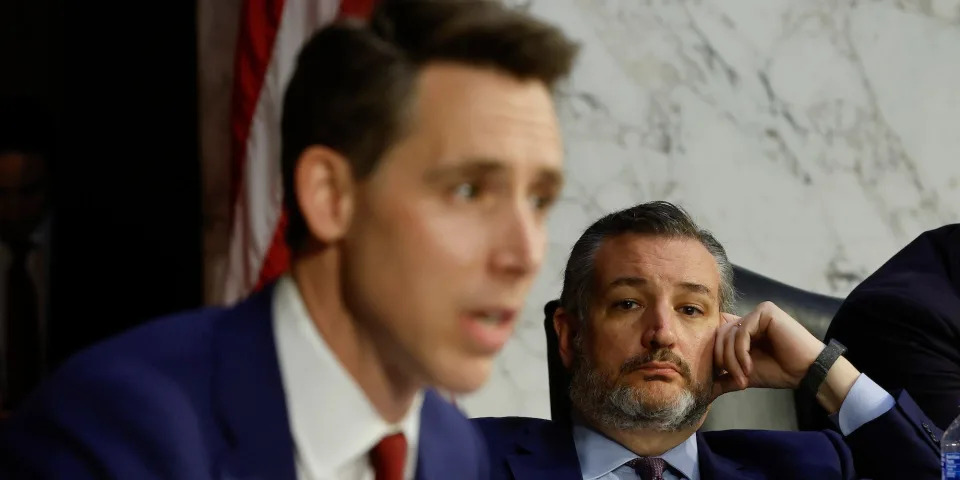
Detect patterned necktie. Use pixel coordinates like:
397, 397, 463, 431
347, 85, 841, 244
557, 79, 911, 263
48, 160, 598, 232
370, 432, 407, 480
629, 456, 666, 480
4, 241, 40, 410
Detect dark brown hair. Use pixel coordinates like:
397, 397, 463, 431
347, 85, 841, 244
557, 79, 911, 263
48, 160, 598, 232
281, 0, 579, 250
560, 201, 737, 327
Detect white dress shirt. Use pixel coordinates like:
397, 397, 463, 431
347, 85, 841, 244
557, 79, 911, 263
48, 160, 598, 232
272, 275, 423, 480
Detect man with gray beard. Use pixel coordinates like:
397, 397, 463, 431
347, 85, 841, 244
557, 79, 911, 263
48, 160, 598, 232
474, 201, 941, 480
568, 336, 712, 433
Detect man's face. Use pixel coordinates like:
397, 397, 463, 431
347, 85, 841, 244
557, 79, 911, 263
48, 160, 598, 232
0, 152, 48, 242
567, 234, 721, 431
341, 63, 563, 393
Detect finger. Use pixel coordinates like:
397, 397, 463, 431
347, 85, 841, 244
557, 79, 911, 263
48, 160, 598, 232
734, 317, 753, 377
735, 308, 765, 378
750, 301, 778, 338
720, 312, 740, 326
739, 307, 762, 336
724, 323, 747, 388
714, 320, 728, 369
714, 318, 737, 370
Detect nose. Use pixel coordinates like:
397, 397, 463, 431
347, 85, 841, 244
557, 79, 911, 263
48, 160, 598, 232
489, 200, 543, 281
641, 301, 678, 350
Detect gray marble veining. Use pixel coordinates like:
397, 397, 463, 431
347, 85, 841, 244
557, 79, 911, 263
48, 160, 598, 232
459, 0, 960, 419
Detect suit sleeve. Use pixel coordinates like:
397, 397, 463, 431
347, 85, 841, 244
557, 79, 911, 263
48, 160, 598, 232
833, 389, 943, 480
827, 293, 960, 430
0, 360, 210, 479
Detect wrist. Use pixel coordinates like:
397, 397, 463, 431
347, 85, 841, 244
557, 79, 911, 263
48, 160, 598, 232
799, 339, 844, 393
816, 356, 860, 414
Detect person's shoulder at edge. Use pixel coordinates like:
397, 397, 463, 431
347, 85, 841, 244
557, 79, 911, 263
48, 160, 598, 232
841, 223, 960, 302
0, 302, 236, 477
835, 274, 959, 330
29, 301, 230, 397
833, 225, 960, 326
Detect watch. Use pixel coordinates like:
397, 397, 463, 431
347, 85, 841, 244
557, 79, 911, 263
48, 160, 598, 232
800, 339, 847, 397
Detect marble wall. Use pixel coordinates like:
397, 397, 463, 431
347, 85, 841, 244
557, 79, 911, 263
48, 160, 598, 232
198, 0, 960, 421
457, 0, 960, 419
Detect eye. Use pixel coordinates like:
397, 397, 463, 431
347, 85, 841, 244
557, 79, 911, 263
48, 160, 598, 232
613, 299, 641, 311
529, 192, 558, 212
679, 305, 704, 316
451, 182, 480, 201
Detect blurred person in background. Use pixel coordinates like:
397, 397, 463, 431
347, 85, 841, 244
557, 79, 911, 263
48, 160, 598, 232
826, 224, 960, 431
0, 96, 53, 413
0, 1, 578, 478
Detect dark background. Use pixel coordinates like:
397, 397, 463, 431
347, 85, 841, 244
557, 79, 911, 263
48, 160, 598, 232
2, 1, 204, 367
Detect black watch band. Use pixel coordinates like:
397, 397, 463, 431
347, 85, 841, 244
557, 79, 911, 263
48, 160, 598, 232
800, 339, 847, 396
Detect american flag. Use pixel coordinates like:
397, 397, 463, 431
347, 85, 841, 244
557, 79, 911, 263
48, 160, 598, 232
222, 0, 378, 303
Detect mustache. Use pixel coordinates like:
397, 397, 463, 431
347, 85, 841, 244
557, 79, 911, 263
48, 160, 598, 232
619, 349, 692, 381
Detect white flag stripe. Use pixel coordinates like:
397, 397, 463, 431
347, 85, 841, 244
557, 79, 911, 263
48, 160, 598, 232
223, 0, 341, 304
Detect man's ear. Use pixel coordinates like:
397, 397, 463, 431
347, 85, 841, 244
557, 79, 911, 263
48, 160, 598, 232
294, 146, 355, 243
553, 307, 579, 369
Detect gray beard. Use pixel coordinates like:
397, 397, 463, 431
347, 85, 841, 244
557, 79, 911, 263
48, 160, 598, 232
568, 351, 713, 432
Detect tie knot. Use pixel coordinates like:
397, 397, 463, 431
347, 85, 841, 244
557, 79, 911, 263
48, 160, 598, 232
628, 456, 666, 480
371, 432, 407, 480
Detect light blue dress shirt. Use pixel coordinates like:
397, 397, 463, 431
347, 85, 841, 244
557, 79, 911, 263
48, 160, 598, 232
571, 374, 896, 480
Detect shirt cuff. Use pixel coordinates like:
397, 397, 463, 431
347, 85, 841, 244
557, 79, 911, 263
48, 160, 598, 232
828, 374, 896, 436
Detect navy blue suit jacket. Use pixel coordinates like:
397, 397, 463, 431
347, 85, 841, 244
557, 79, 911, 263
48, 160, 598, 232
474, 390, 941, 480
826, 224, 960, 430
0, 285, 488, 479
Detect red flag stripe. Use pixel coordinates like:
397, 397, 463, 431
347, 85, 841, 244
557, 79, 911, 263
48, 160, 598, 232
229, 0, 286, 209
225, 0, 381, 303
223, 0, 287, 298
248, 0, 380, 295
338, 0, 378, 19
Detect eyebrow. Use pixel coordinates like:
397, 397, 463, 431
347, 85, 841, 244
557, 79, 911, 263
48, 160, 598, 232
607, 276, 647, 290
678, 282, 712, 296
424, 157, 564, 189
605, 276, 714, 296
533, 167, 564, 192
423, 158, 506, 184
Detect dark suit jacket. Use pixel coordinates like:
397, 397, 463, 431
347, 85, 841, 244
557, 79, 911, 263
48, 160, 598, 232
474, 390, 941, 480
826, 224, 960, 430
0, 285, 488, 479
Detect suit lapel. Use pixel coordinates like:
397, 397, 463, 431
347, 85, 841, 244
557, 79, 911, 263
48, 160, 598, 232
505, 421, 581, 480
415, 391, 462, 480
696, 433, 764, 480
212, 285, 297, 480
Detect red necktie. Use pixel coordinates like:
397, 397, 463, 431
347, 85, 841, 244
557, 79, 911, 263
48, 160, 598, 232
370, 432, 407, 480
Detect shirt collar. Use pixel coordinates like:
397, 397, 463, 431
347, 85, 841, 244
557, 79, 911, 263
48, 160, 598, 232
272, 275, 423, 479
571, 419, 699, 480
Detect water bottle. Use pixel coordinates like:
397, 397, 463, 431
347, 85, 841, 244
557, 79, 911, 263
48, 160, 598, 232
945, 411, 960, 479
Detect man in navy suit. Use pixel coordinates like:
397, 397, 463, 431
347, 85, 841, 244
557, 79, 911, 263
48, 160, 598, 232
476, 202, 942, 479
0, 1, 578, 478
826, 224, 960, 430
